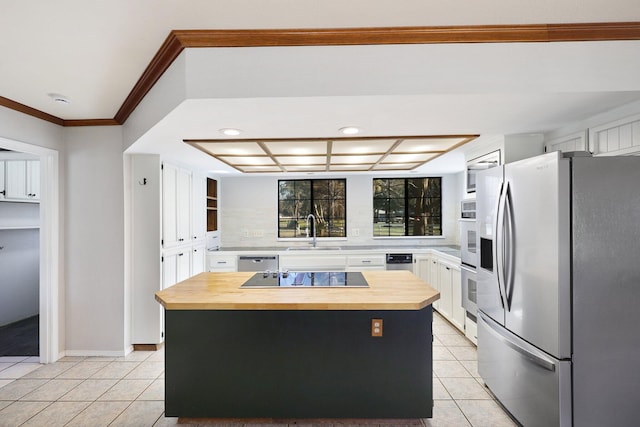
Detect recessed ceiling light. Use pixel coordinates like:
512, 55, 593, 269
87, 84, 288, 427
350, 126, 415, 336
47, 93, 71, 105
339, 126, 361, 135
219, 128, 242, 136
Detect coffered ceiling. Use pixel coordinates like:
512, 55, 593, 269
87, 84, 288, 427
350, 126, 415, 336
2, 1, 640, 173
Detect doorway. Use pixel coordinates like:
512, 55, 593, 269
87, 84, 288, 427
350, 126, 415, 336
0, 136, 59, 363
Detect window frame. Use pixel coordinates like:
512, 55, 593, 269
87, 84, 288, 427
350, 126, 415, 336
277, 178, 347, 239
372, 177, 442, 238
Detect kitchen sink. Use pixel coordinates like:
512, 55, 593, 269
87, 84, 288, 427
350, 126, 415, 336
286, 246, 342, 251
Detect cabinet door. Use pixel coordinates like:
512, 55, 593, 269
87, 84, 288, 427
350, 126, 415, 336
162, 164, 179, 248
5, 160, 28, 200
413, 255, 430, 282
0, 161, 5, 200
450, 265, 465, 331
163, 249, 192, 287
176, 168, 192, 245
191, 174, 206, 242
191, 245, 205, 276
438, 262, 453, 319
162, 252, 178, 289
429, 258, 440, 310
26, 160, 40, 200
176, 249, 192, 283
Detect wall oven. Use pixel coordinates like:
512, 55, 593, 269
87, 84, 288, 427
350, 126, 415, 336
461, 264, 478, 315
460, 199, 477, 269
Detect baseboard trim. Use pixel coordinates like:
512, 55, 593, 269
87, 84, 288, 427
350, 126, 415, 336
179, 418, 423, 425
133, 343, 164, 351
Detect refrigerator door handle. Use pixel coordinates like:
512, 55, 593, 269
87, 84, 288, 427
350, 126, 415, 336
494, 182, 509, 311
504, 182, 515, 311
479, 311, 556, 372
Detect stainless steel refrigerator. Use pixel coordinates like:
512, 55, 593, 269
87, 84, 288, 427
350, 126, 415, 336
476, 150, 640, 427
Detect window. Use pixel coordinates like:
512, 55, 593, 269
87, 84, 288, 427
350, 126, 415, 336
373, 177, 442, 237
278, 179, 346, 238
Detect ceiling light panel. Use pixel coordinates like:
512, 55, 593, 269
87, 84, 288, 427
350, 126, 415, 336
331, 139, 395, 154
199, 142, 265, 156
263, 141, 327, 155
330, 154, 381, 164
276, 156, 325, 166
238, 166, 284, 173
395, 137, 467, 152
219, 156, 275, 165
329, 164, 373, 171
284, 165, 328, 172
383, 153, 440, 163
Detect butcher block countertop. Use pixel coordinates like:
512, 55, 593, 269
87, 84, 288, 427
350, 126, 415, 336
155, 270, 439, 311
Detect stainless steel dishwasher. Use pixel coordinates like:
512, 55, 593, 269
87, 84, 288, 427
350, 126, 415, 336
237, 255, 279, 272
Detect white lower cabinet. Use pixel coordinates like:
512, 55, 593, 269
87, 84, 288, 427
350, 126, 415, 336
191, 244, 206, 276
162, 248, 192, 289
414, 251, 465, 334
438, 261, 454, 320
428, 257, 440, 311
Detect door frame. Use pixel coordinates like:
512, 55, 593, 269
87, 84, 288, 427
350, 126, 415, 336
0, 136, 60, 363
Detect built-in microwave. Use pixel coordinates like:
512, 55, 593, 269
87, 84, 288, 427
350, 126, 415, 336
466, 150, 500, 193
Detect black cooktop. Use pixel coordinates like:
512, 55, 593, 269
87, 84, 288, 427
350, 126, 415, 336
240, 271, 368, 288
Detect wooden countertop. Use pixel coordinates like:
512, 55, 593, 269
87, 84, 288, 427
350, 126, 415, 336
155, 270, 439, 311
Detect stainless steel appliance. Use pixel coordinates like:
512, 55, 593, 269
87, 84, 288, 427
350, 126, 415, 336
459, 218, 477, 268
385, 253, 413, 271
460, 199, 479, 343
476, 151, 640, 427
460, 265, 477, 315
466, 150, 500, 193
237, 255, 278, 272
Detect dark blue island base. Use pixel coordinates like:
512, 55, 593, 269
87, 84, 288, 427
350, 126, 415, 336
164, 307, 433, 419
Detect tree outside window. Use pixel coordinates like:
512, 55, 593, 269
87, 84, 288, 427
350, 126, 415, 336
278, 179, 346, 238
373, 177, 442, 237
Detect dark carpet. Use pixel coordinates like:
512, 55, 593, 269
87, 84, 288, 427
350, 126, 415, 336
0, 315, 39, 356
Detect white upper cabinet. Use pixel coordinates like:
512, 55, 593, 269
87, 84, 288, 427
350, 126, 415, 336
176, 168, 192, 245
1, 159, 40, 202
589, 113, 640, 156
0, 161, 4, 200
162, 163, 179, 248
544, 131, 588, 154
162, 163, 194, 248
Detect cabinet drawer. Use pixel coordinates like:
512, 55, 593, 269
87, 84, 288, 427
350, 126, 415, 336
280, 255, 346, 272
347, 255, 385, 267
208, 255, 237, 271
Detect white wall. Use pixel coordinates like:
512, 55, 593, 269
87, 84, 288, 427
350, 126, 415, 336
220, 173, 462, 248
64, 126, 127, 355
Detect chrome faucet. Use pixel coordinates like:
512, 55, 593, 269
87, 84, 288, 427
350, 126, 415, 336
306, 213, 317, 247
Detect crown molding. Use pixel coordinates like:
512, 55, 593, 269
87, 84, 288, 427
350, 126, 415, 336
0, 96, 64, 126
4, 22, 640, 127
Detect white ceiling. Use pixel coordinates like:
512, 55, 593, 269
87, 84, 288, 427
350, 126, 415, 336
3, 1, 640, 174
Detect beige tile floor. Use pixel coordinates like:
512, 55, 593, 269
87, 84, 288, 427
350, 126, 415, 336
0, 313, 516, 427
